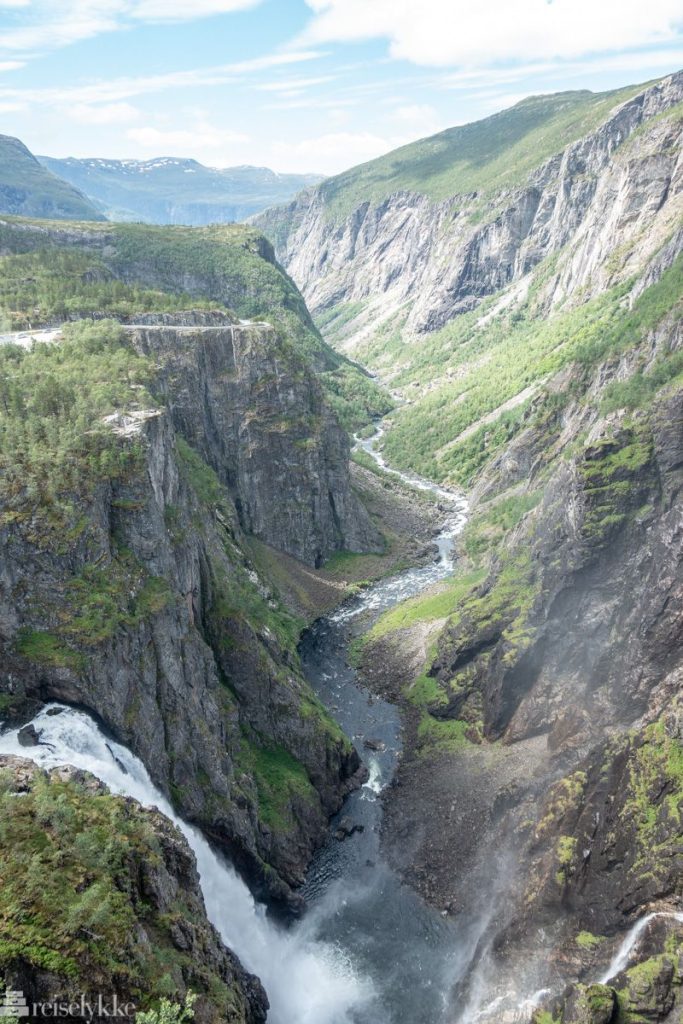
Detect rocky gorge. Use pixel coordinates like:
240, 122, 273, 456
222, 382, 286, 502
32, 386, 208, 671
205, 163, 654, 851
254, 69, 683, 1022
0, 66, 682, 1024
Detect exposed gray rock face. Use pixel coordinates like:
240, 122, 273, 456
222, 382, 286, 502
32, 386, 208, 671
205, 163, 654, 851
437, 308, 683, 747
258, 72, 683, 346
0, 755, 268, 1024
128, 313, 379, 566
405, 305, 683, 1018
0, 350, 364, 904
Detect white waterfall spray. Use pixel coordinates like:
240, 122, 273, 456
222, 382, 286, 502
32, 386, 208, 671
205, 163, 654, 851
597, 911, 683, 984
0, 704, 375, 1024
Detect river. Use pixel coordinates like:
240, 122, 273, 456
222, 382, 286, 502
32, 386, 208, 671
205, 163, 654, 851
297, 427, 470, 1023
0, 427, 484, 1024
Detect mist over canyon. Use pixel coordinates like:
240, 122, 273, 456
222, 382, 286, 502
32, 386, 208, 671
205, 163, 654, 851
0, 64, 682, 1024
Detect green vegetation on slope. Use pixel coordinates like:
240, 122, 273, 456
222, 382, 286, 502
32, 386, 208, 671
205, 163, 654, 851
366, 568, 487, 642
360, 252, 682, 485
237, 741, 317, 832
321, 361, 393, 430
0, 768, 237, 1011
0, 319, 152, 525
0, 135, 103, 222
461, 491, 543, 559
624, 715, 683, 862
137, 993, 197, 1024
579, 423, 654, 549
16, 564, 173, 674
0, 317, 339, 838
319, 82, 651, 220
0, 319, 183, 670
0, 216, 389, 431
0, 249, 218, 330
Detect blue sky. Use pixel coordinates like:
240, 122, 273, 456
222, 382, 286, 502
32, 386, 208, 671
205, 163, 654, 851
0, 0, 682, 175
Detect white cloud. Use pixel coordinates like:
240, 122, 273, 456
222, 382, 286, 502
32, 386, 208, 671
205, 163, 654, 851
300, 0, 683, 67
224, 49, 328, 73
68, 101, 140, 123
256, 75, 337, 92
0, 0, 266, 56
127, 121, 249, 153
0, 5, 121, 53
131, 0, 260, 19
271, 130, 406, 175
264, 95, 357, 111
0, 51, 326, 107
437, 47, 683, 91
0, 61, 25, 71
391, 102, 444, 135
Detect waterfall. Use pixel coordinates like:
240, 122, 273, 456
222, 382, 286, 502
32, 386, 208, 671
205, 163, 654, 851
0, 704, 375, 1024
361, 757, 383, 798
597, 911, 683, 984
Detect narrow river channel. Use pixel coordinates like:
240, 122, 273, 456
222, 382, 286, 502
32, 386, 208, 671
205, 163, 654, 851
0, 426, 476, 1024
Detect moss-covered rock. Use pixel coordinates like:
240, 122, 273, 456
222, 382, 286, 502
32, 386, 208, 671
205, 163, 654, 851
618, 953, 678, 1021
0, 756, 267, 1024
558, 983, 618, 1024
0, 319, 365, 906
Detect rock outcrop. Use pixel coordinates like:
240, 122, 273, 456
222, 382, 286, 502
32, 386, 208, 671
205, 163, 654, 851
0, 755, 268, 1024
258, 72, 683, 347
0, 316, 368, 906
128, 312, 378, 565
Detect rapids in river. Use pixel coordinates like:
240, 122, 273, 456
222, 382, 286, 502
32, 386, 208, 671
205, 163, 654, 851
1, 428, 666, 1023
0, 428, 474, 1023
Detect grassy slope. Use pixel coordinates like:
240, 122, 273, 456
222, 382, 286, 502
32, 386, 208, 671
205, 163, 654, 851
0, 216, 389, 430
318, 81, 651, 220
355, 251, 683, 486
0, 766, 251, 1019
0, 136, 103, 221
314, 78, 681, 485
356, 251, 683, 753
392, 247, 680, 754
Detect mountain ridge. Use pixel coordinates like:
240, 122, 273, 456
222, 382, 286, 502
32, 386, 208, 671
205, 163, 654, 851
38, 154, 324, 225
256, 70, 683, 354
254, 67, 683, 1023
0, 134, 104, 222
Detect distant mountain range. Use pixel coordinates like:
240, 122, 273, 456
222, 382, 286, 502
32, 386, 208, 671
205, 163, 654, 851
0, 135, 104, 221
37, 155, 324, 225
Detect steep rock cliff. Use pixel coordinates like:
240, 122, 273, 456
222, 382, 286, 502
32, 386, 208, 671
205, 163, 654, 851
372, 263, 683, 1017
258, 72, 683, 347
0, 319, 365, 905
0, 755, 268, 1024
128, 313, 377, 565
0, 214, 389, 429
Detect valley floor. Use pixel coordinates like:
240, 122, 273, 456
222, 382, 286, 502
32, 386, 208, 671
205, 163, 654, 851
251, 457, 448, 621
